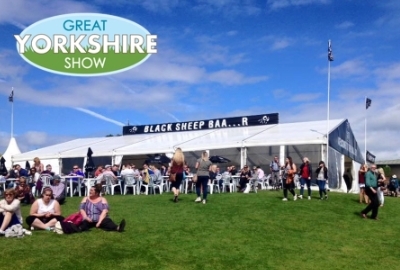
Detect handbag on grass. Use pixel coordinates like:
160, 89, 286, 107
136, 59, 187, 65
169, 173, 176, 182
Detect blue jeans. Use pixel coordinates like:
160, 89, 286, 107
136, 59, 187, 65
317, 180, 327, 198
196, 176, 209, 200
300, 178, 311, 196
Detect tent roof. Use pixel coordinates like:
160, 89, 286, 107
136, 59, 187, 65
12, 119, 345, 162
3, 137, 21, 169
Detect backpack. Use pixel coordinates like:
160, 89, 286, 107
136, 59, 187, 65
64, 212, 83, 226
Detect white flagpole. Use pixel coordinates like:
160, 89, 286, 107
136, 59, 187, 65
326, 50, 331, 168
11, 87, 14, 138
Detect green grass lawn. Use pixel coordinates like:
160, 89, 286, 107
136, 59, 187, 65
2, 190, 400, 270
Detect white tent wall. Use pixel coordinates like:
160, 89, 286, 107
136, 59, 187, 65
41, 159, 61, 174
351, 161, 361, 193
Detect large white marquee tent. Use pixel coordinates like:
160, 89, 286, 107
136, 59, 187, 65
11, 118, 364, 193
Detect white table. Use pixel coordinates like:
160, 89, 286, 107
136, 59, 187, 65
62, 175, 84, 197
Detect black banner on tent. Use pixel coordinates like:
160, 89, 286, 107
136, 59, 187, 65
366, 150, 376, 164
123, 113, 279, 135
329, 120, 365, 164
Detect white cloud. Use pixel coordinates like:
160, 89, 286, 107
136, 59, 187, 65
261, 35, 294, 51
267, 0, 331, 10
208, 70, 267, 85
290, 93, 322, 102
271, 39, 291, 50
335, 21, 354, 29
324, 59, 369, 78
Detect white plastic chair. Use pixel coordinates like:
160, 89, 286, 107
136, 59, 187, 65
140, 175, 155, 195
221, 174, 234, 193
208, 179, 220, 195
102, 174, 121, 195
153, 177, 164, 195
244, 178, 258, 193
40, 174, 52, 194
84, 178, 97, 196
123, 174, 137, 195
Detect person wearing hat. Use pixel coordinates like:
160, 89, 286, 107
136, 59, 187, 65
51, 175, 65, 204
388, 174, 399, 197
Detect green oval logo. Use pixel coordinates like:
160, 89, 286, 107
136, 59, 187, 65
14, 13, 157, 76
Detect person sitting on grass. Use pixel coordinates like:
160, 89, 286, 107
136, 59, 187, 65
14, 176, 35, 204
26, 187, 64, 231
79, 184, 125, 232
0, 189, 23, 235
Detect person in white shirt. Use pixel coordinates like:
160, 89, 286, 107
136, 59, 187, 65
255, 166, 265, 179
120, 164, 134, 176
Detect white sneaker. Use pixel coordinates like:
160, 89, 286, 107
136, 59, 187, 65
298, 195, 303, 199
294, 194, 297, 201
195, 197, 201, 202
202, 199, 206, 204
0, 230, 5, 235
282, 198, 288, 201
308, 196, 311, 200
30, 226, 34, 231
22, 229, 32, 236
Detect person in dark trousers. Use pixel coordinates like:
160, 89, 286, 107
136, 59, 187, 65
298, 157, 312, 200
315, 161, 328, 200
282, 156, 297, 201
79, 184, 125, 232
361, 164, 379, 220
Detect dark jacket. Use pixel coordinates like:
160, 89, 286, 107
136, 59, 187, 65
315, 166, 328, 180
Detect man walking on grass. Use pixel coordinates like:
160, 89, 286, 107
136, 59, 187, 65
361, 164, 379, 220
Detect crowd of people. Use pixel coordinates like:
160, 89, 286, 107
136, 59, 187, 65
1, 151, 399, 236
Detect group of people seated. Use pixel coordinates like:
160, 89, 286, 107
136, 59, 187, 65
0, 184, 126, 237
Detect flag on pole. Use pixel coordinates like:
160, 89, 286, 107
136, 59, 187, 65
8, 90, 14, 102
366, 98, 371, 109
328, 40, 334, 61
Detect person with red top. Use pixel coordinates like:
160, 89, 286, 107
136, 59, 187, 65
298, 157, 312, 200
169, 148, 185, 203
358, 164, 368, 204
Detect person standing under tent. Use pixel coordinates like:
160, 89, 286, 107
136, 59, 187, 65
169, 148, 185, 203
361, 164, 379, 220
282, 157, 297, 201
315, 161, 328, 200
298, 157, 312, 200
33, 157, 44, 174
270, 156, 281, 188
195, 151, 212, 204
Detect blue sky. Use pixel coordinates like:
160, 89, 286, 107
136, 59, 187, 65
0, 0, 399, 160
